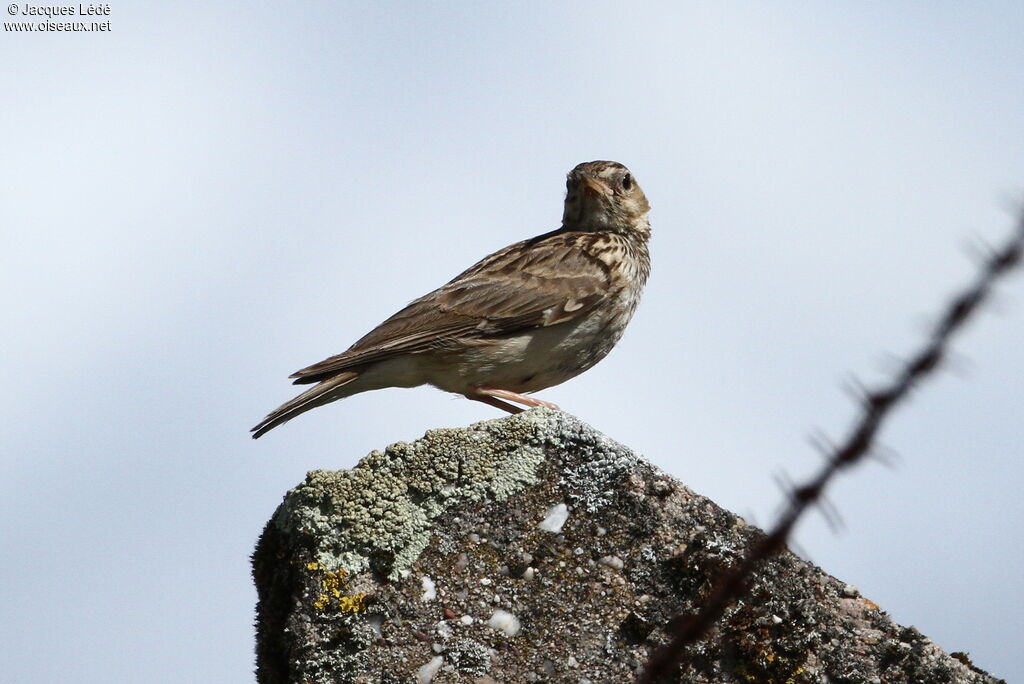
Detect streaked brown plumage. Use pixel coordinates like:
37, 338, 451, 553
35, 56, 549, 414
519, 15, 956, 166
251, 160, 651, 438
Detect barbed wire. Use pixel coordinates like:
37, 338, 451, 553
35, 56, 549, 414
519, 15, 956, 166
637, 206, 1024, 683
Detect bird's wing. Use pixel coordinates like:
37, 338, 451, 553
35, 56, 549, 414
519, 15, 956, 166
289, 232, 613, 384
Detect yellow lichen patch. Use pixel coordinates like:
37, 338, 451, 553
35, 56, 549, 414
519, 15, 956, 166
306, 564, 367, 613
336, 594, 367, 612
736, 651, 806, 684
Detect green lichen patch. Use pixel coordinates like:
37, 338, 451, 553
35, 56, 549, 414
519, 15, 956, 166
272, 409, 565, 579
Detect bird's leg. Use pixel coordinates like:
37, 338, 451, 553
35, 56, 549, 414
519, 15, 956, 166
466, 392, 524, 414
472, 386, 561, 411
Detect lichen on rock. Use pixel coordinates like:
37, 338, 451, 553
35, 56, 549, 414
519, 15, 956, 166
253, 409, 1004, 684
269, 411, 557, 581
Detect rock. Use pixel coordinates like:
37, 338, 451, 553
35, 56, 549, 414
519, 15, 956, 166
252, 409, 1003, 684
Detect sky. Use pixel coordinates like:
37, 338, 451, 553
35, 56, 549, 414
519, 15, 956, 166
2, 2, 1022, 682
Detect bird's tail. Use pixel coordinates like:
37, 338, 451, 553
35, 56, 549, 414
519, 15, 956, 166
251, 371, 360, 439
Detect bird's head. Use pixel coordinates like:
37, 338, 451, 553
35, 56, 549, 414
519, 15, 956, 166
561, 160, 650, 236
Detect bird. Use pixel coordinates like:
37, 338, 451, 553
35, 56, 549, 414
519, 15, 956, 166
251, 160, 651, 439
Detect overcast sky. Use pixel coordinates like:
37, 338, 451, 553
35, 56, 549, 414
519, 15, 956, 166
2, 2, 1022, 682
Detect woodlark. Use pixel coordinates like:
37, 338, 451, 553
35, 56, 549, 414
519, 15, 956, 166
251, 160, 651, 438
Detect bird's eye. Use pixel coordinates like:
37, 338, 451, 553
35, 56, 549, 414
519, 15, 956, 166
621, 173, 633, 190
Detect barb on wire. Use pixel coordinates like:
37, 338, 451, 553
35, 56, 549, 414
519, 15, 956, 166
637, 206, 1024, 683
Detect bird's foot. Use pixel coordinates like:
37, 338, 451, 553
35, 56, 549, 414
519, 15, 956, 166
468, 386, 561, 413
